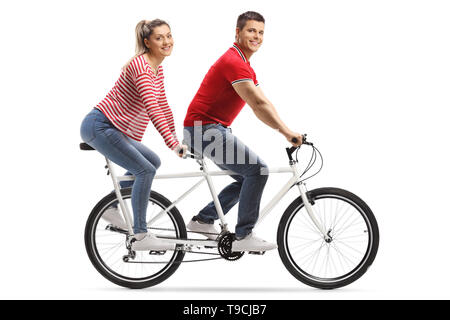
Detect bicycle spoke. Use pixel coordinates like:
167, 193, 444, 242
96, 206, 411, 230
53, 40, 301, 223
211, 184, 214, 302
309, 242, 326, 275
289, 235, 322, 242
296, 207, 323, 236
95, 232, 124, 238
290, 238, 323, 255
331, 243, 351, 272
110, 252, 126, 271
294, 239, 320, 265
335, 233, 367, 241
324, 244, 332, 277
334, 216, 366, 239
331, 198, 340, 230
291, 217, 322, 237
333, 241, 361, 264
334, 239, 364, 256
331, 242, 353, 272
331, 204, 352, 232
99, 242, 123, 258
328, 246, 340, 277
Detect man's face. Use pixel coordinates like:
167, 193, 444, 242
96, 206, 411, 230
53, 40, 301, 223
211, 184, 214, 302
236, 20, 265, 54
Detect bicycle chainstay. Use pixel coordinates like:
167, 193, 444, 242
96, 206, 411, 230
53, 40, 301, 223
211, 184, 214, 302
121, 228, 245, 264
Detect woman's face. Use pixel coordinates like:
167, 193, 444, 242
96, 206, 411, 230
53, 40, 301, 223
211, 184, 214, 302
144, 24, 174, 57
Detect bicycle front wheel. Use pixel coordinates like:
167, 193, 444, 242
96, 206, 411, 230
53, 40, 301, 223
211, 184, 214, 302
277, 187, 379, 289
85, 188, 186, 289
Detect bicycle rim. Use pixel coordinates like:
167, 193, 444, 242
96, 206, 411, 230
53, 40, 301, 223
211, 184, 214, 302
89, 196, 181, 284
283, 194, 374, 284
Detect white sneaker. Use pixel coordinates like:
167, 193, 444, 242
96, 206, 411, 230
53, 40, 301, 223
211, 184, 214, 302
187, 219, 220, 240
102, 206, 127, 230
231, 233, 278, 252
131, 233, 175, 251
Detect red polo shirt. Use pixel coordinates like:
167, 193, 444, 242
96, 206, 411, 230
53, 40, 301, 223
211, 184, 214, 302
184, 43, 259, 127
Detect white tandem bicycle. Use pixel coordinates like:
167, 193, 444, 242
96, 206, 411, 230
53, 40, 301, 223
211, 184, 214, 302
80, 135, 379, 289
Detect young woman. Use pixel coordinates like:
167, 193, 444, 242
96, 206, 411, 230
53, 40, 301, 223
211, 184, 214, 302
80, 19, 187, 251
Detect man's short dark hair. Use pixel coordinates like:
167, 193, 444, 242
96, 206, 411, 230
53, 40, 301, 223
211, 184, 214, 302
236, 11, 265, 30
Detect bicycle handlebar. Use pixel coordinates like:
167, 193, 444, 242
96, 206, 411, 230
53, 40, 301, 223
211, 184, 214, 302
286, 134, 312, 161
292, 133, 311, 145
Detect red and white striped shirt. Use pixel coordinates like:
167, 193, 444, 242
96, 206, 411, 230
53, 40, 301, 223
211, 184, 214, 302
95, 55, 179, 150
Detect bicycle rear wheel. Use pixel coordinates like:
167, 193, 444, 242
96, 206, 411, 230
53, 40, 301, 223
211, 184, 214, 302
85, 188, 186, 289
277, 187, 379, 289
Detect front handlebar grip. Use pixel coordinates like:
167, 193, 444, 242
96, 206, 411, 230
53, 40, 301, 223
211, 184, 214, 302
291, 134, 308, 145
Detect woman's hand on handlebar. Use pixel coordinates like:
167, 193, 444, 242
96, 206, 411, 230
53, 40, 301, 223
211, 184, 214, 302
174, 144, 188, 158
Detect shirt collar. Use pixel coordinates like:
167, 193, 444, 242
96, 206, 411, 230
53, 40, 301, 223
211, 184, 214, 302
232, 42, 248, 63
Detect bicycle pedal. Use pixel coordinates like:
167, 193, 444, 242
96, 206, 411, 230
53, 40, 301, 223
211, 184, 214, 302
149, 250, 166, 255
248, 251, 266, 255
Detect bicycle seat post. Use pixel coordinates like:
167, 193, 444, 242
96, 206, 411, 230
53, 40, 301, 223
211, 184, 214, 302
104, 157, 134, 235
201, 160, 228, 233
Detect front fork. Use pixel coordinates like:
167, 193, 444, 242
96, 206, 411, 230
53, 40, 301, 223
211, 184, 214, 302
292, 163, 332, 242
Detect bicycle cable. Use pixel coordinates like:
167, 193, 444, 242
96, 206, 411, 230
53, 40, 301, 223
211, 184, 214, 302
296, 144, 324, 183
296, 145, 315, 174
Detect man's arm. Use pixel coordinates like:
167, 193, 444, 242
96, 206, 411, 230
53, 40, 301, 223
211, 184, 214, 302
232, 81, 303, 146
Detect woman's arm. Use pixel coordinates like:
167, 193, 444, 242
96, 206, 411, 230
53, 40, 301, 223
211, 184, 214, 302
135, 73, 179, 150
158, 82, 177, 139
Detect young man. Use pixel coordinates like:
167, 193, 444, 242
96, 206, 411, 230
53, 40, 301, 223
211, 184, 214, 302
183, 11, 303, 252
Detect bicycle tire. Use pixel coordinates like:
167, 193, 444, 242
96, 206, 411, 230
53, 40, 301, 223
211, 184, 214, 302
85, 188, 186, 289
277, 187, 379, 289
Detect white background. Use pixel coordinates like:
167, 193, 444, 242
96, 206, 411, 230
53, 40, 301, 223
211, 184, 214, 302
0, 0, 449, 299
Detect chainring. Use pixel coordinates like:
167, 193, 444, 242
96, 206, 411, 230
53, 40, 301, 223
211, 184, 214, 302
218, 233, 244, 261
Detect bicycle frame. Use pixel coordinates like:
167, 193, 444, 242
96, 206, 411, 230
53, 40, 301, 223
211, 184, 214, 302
105, 155, 331, 246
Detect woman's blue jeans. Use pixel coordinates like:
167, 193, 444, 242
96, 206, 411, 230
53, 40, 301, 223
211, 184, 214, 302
183, 123, 268, 239
80, 108, 161, 234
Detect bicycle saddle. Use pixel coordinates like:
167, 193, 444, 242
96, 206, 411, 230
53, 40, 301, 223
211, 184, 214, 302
80, 142, 95, 151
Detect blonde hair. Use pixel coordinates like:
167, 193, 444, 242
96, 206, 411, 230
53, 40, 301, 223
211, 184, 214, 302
122, 19, 170, 74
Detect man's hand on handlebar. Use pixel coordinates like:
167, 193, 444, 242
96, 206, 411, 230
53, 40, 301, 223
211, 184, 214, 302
285, 131, 303, 147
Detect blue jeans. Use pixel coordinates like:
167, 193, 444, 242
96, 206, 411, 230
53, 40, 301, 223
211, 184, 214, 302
183, 123, 268, 239
80, 108, 161, 234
